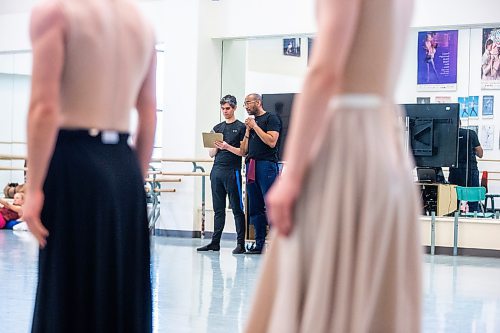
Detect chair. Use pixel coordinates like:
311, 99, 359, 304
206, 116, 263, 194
455, 186, 494, 218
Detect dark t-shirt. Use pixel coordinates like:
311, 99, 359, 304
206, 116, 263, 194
456, 128, 480, 169
213, 120, 246, 169
248, 112, 282, 162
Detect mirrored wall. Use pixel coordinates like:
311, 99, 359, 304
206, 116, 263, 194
221, 27, 500, 216
0, 51, 31, 187
0, 47, 166, 187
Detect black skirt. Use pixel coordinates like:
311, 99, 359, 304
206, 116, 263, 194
32, 129, 152, 333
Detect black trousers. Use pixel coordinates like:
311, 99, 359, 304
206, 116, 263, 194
210, 167, 245, 245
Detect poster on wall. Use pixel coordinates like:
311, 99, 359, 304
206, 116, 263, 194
481, 28, 500, 89
481, 125, 495, 150
416, 97, 430, 104
458, 96, 479, 118
468, 96, 479, 117
483, 95, 494, 117
458, 97, 469, 118
417, 30, 458, 91
283, 38, 301, 57
434, 96, 452, 103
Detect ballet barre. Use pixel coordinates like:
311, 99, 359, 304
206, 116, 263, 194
144, 177, 181, 183
159, 159, 213, 238
0, 154, 27, 161
145, 187, 176, 193
0, 166, 27, 171
0, 153, 215, 236
161, 171, 210, 177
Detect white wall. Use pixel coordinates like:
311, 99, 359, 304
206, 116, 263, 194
221, 40, 248, 121
139, 0, 223, 233
210, 0, 500, 39
0, 12, 30, 52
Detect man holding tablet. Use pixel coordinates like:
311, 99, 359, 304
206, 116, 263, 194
197, 95, 247, 254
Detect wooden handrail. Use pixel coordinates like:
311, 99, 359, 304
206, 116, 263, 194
162, 171, 210, 176
154, 188, 176, 193
0, 154, 214, 163
0, 166, 27, 171
145, 178, 182, 183
0, 154, 26, 160
158, 158, 213, 163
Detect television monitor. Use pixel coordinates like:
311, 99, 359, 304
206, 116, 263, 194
403, 103, 459, 168
262, 93, 296, 161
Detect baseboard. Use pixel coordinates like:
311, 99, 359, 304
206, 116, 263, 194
154, 229, 237, 240
424, 246, 500, 258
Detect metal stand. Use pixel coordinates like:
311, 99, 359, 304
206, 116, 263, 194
430, 211, 436, 255
453, 211, 459, 256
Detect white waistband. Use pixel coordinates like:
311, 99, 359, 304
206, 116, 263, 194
328, 94, 383, 109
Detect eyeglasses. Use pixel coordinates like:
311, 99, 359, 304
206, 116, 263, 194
244, 100, 257, 106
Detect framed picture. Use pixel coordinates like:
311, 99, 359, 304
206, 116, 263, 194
417, 97, 430, 104
483, 95, 494, 117
468, 96, 479, 118
481, 28, 500, 89
417, 30, 458, 91
283, 38, 301, 57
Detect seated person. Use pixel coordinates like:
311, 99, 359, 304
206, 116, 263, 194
0, 193, 25, 229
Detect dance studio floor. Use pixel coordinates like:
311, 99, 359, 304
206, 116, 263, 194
1, 231, 500, 332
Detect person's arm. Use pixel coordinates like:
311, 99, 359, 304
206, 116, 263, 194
208, 126, 219, 158
265, 0, 364, 237
0, 198, 8, 208
134, 46, 157, 177
253, 126, 279, 148
245, 117, 279, 148
23, 2, 66, 247
281, 0, 363, 184
240, 127, 250, 156
209, 147, 218, 158
471, 130, 483, 158
26, 3, 65, 194
214, 141, 245, 157
475, 146, 484, 158
0, 201, 23, 214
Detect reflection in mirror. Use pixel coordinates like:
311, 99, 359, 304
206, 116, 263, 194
221, 37, 310, 122
221, 28, 500, 219
0, 45, 165, 187
0, 52, 31, 187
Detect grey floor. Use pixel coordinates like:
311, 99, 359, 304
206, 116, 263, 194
1, 231, 500, 333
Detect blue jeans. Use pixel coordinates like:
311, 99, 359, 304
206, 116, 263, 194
246, 160, 279, 250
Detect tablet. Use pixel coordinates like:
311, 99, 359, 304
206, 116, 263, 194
202, 132, 223, 148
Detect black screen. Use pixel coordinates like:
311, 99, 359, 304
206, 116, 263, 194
262, 93, 296, 161
403, 103, 459, 168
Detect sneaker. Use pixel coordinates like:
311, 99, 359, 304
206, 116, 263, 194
232, 244, 246, 254
245, 248, 262, 254
196, 243, 220, 252
245, 243, 262, 254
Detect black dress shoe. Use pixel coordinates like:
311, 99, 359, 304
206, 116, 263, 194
232, 244, 246, 254
197, 243, 220, 251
